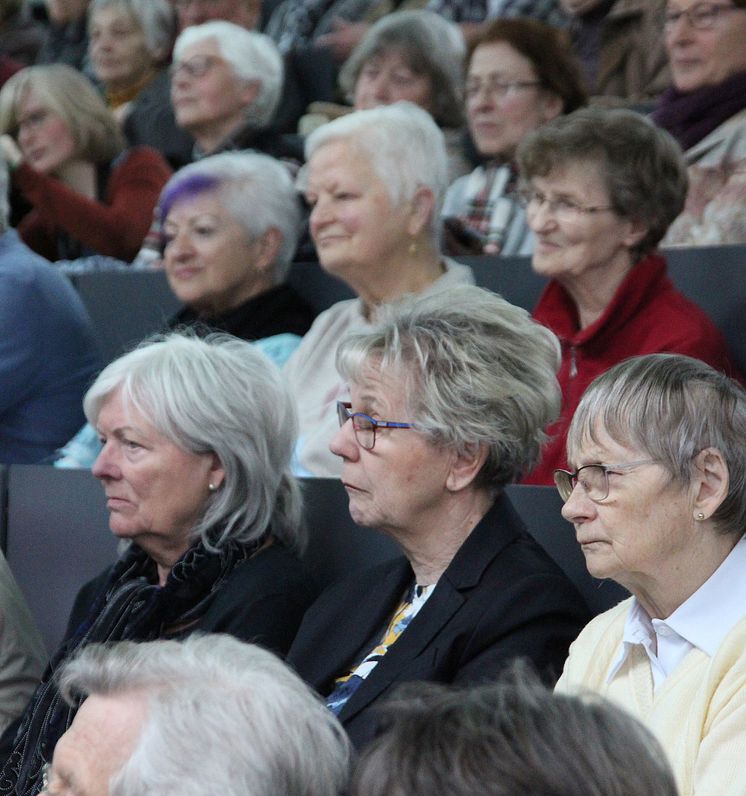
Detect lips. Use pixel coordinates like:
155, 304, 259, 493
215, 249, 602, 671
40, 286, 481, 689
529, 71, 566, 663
170, 266, 201, 280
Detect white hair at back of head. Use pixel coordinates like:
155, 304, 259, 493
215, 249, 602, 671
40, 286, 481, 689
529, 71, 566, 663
88, 0, 176, 61
303, 102, 449, 223
58, 635, 352, 796
173, 21, 283, 127
0, 152, 8, 232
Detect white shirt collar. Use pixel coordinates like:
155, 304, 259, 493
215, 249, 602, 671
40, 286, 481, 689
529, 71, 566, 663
607, 535, 746, 686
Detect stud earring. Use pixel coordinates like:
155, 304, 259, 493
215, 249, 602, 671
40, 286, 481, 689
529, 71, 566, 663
208, 483, 217, 492
695, 511, 705, 521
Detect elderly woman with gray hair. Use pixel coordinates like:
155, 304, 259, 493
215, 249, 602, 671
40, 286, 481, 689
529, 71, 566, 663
0, 333, 317, 795
287, 284, 590, 750
285, 101, 475, 477
303, 10, 469, 182
555, 353, 746, 795
519, 106, 738, 485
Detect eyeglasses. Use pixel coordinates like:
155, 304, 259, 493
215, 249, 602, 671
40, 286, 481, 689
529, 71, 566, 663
662, 2, 742, 30
336, 401, 412, 451
553, 460, 657, 502
518, 188, 615, 224
170, 54, 223, 80
465, 77, 542, 101
554, 460, 658, 503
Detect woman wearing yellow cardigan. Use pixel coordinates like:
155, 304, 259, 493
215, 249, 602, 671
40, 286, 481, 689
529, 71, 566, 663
554, 353, 746, 796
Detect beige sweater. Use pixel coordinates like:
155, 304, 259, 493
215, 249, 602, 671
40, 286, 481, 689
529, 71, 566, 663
556, 598, 746, 795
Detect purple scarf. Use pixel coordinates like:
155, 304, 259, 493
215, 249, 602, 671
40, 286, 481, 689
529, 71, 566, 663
651, 69, 746, 151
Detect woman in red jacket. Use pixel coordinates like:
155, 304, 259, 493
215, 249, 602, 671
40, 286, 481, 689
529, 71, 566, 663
0, 64, 171, 262
517, 106, 740, 484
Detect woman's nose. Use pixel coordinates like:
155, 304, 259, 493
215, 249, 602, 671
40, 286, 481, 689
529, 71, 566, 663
329, 417, 360, 462
91, 443, 120, 480
560, 482, 595, 523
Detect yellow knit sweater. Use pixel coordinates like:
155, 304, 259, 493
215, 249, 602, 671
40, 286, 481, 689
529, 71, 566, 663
556, 599, 746, 795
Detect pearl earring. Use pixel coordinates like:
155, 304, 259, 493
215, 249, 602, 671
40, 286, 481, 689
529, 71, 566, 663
208, 483, 217, 492
695, 511, 705, 521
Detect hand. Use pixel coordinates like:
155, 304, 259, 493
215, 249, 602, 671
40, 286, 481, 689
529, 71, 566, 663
316, 19, 368, 62
0, 135, 23, 170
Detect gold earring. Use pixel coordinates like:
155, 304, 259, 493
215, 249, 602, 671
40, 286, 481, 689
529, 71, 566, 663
695, 511, 705, 521
408, 238, 417, 257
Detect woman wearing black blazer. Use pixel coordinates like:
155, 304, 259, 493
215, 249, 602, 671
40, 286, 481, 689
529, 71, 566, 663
287, 285, 590, 749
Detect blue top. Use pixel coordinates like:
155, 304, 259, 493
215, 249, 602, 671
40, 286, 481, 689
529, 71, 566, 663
0, 230, 100, 463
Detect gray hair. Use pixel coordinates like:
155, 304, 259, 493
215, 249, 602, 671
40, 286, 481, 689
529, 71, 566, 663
58, 635, 352, 796
336, 285, 561, 491
568, 353, 746, 539
303, 102, 449, 236
83, 332, 304, 552
88, 0, 176, 63
173, 21, 283, 128
340, 10, 465, 128
351, 663, 678, 796
517, 107, 688, 260
158, 152, 301, 281
0, 64, 125, 163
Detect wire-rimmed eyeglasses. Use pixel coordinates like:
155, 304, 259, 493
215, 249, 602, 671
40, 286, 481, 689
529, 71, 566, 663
662, 2, 744, 31
336, 401, 412, 451
553, 460, 657, 502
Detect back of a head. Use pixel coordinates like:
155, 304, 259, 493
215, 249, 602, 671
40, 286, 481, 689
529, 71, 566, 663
59, 635, 352, 796
351, 667, 678, 796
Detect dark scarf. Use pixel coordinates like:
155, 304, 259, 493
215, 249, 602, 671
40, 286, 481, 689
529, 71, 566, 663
651, 68, 746, 151
0, 537, 259, 796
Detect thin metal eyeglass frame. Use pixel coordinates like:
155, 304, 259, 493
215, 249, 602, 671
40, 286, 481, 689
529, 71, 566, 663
553, 459, 657, 502
336, 401, 413, 451
465, 79, 542, 101
518, 188, 615, 219
662, 2, 742, 31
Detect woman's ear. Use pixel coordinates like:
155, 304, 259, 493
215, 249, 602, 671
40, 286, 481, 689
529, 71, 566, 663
446, 443, 489, 492
692, 447, 729, 520
252, 227, 283, 274
622, 216, 648, 250
406, 186, 436, 238
539, 91, 564, 124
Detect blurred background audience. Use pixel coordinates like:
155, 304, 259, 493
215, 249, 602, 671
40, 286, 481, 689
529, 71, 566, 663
654, 0, 746, 245
285, 102, 474, 477
519, 107, 739, 484
441, 18, 586, 256
0, 64, 171, 261
0, 152, 100, 464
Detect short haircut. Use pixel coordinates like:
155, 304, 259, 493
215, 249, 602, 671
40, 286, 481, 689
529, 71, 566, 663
173, 21, 283, 128
351, 665, 678, 796
340, 10, 465, 128
303, 102, 448, 236
84, 332, 304, 552
468, 18, 587, 114
58, 635, 351, 796
568, 353, 746, 539
336, 285, 561, 490
88, 0, 176, 63
0, 64, 125, 163
158, 152, 302, 281
517, 107, 689, 259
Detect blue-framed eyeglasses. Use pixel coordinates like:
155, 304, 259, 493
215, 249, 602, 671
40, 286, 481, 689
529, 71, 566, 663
336, 401, 412, 451
553, 459, 657, 503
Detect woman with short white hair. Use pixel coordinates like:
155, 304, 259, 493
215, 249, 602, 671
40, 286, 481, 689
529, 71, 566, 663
0, 332, 317, 796
285, 101, 475, 477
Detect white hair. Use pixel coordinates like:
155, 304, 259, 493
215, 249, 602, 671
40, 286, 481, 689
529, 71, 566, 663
158, 152, 301, 280
58, 635, 352, 796
303, 102, 449, 227
88, 0, 176, 61
84, 332, 304, 553
0, 152, 8, 232
173, 21, 283, 128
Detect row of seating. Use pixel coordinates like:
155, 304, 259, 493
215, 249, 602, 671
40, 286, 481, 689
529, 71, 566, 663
69, 246, 746, 372
3, 465, 627, 656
